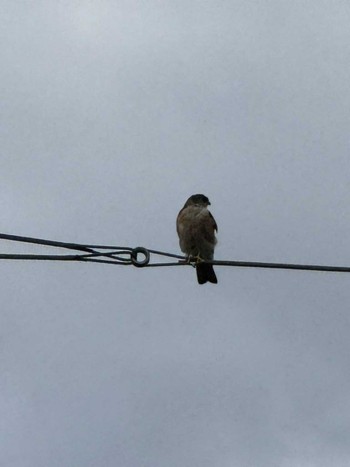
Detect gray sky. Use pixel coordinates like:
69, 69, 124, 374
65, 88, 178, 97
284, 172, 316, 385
1, 1, 350, 466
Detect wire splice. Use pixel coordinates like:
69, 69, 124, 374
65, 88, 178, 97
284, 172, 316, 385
0, 232, 349, 273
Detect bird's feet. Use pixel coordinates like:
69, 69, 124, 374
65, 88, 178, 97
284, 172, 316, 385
178, 255, 192, 265
178, 255, 206, 269
189, 255, 205, 267
178, 255, 202, 268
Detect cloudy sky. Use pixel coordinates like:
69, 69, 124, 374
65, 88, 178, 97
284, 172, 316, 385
2, 1, 350, 466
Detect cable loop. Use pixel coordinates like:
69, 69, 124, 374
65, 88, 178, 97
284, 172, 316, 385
130, 247, 150, 267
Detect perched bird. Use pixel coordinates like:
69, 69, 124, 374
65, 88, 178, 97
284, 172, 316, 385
176, 194, 218, 284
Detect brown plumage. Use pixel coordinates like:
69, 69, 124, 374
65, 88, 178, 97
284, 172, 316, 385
176, 194, 218, 284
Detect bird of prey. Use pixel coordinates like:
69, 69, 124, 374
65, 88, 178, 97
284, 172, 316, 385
176, 194, 218, 284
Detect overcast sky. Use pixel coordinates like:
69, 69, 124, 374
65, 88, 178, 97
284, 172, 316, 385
1, 1, 350, 466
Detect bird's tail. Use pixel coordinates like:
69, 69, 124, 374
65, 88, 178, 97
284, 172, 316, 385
196, 263, 217, 284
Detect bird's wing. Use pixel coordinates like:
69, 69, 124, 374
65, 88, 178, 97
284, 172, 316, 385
209, 211, 218, 232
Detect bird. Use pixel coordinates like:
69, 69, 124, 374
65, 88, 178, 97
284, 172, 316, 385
176, 194, 218, 284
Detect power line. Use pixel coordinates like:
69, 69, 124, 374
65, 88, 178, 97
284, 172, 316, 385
0, 232, 349, 273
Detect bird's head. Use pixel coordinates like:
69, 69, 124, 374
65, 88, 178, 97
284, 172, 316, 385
183, 194, 211, 208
